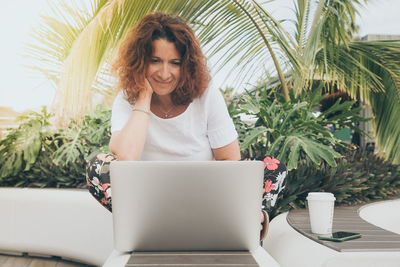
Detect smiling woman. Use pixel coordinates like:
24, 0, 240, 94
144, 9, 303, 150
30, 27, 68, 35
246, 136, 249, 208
84, 12, 283, 243
107, 12, 239, 162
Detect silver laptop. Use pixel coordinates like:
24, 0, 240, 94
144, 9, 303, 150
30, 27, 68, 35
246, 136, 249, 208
110, 161, 264, 252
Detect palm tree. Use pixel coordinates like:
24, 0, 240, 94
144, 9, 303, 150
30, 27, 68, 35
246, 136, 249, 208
26, 0, 400, 163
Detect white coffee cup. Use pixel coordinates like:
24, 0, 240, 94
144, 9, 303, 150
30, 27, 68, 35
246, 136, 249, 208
306, 192, 336, 235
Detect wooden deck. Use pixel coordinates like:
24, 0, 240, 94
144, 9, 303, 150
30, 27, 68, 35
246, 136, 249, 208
0, 254, 92, 267
287, 204, 400, 252
1, 252, 261, 267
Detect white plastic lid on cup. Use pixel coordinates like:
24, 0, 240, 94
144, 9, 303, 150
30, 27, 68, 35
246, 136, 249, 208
306, 192, 336, 201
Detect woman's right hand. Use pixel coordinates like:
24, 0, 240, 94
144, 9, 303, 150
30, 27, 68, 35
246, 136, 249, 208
135, 78, 153, 110
138, 78, 153, 100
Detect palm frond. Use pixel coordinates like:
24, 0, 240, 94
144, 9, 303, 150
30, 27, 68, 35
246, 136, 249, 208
31, 0, 297, 125
24, 0, 400, 164
294, 0, 310, 50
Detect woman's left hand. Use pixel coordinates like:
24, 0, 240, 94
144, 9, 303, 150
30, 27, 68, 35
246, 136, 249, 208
260, 187, 269, 240
260, 210, 269, 240
261, 211, 265, 230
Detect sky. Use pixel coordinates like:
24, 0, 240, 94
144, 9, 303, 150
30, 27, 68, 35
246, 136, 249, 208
1, 0, 399, 112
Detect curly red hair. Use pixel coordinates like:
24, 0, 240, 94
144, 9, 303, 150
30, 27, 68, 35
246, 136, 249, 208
113, 12, 210, 105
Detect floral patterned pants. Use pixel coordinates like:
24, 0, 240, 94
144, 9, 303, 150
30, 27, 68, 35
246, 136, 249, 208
86, 154, 287, 213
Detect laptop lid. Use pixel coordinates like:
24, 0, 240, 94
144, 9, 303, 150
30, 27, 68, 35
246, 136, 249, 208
110, 161, 264, 252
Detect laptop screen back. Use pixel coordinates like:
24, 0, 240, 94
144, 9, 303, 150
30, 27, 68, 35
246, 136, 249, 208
110, 161, 264, 252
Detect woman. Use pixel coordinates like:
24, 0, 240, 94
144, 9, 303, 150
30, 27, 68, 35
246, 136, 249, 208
86, 12, 286, 240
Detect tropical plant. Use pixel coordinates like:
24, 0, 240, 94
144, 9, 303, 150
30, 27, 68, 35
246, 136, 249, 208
0, 105, 111, 188
52, 104, 112, 166
232, 84, 368, 170
0, 107, 53, 179
26, 0, 400, 164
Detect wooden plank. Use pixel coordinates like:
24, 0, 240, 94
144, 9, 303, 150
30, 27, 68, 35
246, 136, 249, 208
287, 203, 400, 252
339, 242, 400, 252
0, 255, 9, 266
1, 256, 32, 267
55, 261, 90, 267
126, 251, 259, 266
28, 258, 57, 267
0, 255, 91, 267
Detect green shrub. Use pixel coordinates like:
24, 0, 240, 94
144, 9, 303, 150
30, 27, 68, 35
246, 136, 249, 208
231, 85, 368, 170
0, 105, 111, 188
0, 107, 52, 179
269, 149, 400, 218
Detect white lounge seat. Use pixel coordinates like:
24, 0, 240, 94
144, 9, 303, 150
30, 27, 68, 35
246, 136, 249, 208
0, 188, 113, 266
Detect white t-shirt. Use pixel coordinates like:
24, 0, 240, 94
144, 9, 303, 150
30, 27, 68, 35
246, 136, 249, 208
110, 86, 238, 161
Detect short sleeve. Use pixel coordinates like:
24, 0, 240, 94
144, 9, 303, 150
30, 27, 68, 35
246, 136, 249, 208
205, 87, 238, 149
110, 91, 133, 133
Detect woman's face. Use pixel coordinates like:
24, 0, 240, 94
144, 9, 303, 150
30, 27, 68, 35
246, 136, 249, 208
146, 39, 181, 97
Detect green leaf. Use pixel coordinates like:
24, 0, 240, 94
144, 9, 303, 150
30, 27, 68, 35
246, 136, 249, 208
0, 108, 52, 178
287, 140, 301, 170
240, 126, 268, 149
